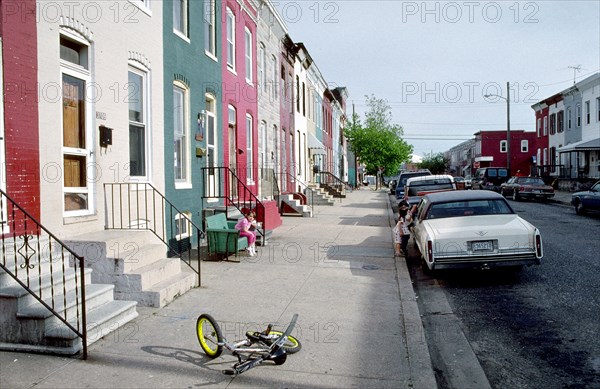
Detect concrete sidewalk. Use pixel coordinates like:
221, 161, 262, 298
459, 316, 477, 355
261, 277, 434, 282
0, 189, 436, 389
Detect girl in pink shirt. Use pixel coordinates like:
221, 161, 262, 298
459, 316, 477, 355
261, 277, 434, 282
235, 211, 257, 256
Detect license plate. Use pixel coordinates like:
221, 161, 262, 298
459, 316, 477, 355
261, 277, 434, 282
472, 241, 493, 251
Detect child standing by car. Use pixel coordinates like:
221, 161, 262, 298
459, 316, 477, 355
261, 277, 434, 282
394, 203, 412, 257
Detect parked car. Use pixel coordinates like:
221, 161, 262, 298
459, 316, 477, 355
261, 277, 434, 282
464, 175, 473, 189
571, 181, 600, 215
388, 178, 398, 194
471, 167, 510, 191
412, 190, 543, 271
405, 174, 456, 208
395, 169, 432, 201
500, 177, 555, 201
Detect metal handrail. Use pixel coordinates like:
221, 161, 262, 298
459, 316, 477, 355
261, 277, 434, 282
201, 167, 267, 235
274, 172, 315, 211
0, 189, 88, 359
103, 183, 203, 286
316, 171, 348, 197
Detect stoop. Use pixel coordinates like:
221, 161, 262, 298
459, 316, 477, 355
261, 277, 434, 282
64, 230, 197, 308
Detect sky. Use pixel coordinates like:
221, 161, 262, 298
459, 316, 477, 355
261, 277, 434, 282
275, 0, 600, 159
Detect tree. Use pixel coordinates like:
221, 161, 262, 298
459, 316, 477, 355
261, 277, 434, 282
419, 152, 449, 174
345, 95, 413, 176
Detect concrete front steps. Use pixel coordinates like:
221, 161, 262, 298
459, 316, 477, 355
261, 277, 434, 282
279, 194, 313, 217
0, 236, 138, 355
306, 184, 336, 205
64, 230, 198, 308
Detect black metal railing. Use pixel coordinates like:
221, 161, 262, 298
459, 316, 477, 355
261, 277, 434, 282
201, 167, 267, 235
0, 190, 88, 359
316, 172, 347, 198
274, 172, 315, 212
103, 183, 203, 286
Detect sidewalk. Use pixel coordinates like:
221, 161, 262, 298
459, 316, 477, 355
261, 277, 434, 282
549, 190, 572, 206
0, 189, 437, 389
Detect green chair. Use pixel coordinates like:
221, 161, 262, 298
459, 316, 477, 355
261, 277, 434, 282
205, 213, 248, 259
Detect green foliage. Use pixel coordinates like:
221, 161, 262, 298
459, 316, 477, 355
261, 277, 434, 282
345, 95, 413, 175
418, 152, 449, 174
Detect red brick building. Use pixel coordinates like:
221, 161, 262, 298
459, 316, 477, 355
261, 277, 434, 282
473, 130, 538, 176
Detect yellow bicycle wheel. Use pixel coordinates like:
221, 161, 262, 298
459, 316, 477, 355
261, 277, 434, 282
196, 314, 223, 358
246, 330, 302, 354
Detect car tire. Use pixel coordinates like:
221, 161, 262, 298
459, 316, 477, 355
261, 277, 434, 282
512, 191, 520, 201
575, 199, 586, 215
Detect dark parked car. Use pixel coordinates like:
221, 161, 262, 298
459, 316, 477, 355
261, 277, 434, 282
571, 181, 600, 215
472, 167, 509, 191
500, 177, 555, 201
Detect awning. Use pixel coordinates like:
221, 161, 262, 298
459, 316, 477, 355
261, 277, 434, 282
557, 138, 600, 152
308, 132, 326, 155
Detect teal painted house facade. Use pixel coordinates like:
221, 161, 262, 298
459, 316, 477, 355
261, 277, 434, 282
163, 0, 222, 244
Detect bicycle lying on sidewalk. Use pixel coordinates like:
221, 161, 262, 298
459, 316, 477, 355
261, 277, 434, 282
196, 313, 301, 376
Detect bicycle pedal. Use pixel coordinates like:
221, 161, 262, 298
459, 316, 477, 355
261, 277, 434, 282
222, 369, 237, 376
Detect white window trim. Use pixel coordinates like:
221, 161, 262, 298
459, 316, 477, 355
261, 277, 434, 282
128, 63, 152, 183
245, 27, 253, 85
128, 0, 152, 17
205, 94, 218, 202
174, 81, 191, 189
246, 114, 254, 184
521, 140, 529, 153
500, 140, 507, 153
173, 0, 189, 39
226, 7, 236, 71
175, 212, 192, 240
204, 0, 216, 58
543, 116, 548, 136
61, 36, 95, 217
0, 38, 7, 233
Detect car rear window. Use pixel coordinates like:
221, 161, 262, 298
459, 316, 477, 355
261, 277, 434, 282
408, 179, 453, 196
426, 199, 514, 219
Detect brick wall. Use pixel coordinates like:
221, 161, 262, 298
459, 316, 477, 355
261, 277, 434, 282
1, 0, 41, 221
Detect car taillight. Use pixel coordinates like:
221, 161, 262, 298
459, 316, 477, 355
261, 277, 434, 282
535, 234, 543, 258
427, 240, 434, 263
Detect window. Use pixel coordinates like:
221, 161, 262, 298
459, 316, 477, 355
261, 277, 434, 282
543, 116, 547, 136
302, 82, 306, 116
521, 140, 528, 152
246, 114, 253, 182
173, 0, 188, 37
258, 44, 265, 92
557, 110, 564, 132
226, 7, 235, 70
597, 97, 600, 121
567, 107, 572, 129
585, 100, 590, 124
536, 118, 541, 136
259, 120, 267, 169
296, 75, 300, 112
500, 140, 507, 153
204, 0, 216, 56
549, 113, 556, 135
576, 104, 581, 127
173, 84, 189, 184
175, 212, 192, 240
129, 69, 147, 177
271, 55, 278, 99
206, 95, 216, 166
244, 28, 252, 83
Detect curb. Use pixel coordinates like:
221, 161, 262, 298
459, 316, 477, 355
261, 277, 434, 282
385, 193, 438, 389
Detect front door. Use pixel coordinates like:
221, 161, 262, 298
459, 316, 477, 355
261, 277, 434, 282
228, 105, 237, 198
62, 73, 92, 215
205, 96, 217, 200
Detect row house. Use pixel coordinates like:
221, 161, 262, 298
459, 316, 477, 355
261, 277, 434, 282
445, 139, 476, 176
1, 0, 348, 355
531, 73, 600, 186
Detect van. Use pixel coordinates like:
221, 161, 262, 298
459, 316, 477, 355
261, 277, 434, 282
395, 169, 432, 200
471, 167, 509, 191
404, 174, 456, 207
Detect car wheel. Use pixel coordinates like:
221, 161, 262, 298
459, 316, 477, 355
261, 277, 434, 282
575, 200, 586, 215
512, 191, 520, 201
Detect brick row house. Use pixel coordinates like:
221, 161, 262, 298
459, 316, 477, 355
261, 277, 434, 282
0, 0, 348, 356
531, 73, 600, 189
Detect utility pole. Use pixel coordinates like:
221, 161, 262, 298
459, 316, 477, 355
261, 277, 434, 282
506, 81, 511, 176
568, 65, 581, 84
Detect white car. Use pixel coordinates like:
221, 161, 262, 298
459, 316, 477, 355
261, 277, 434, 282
413, 190, 543, 271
